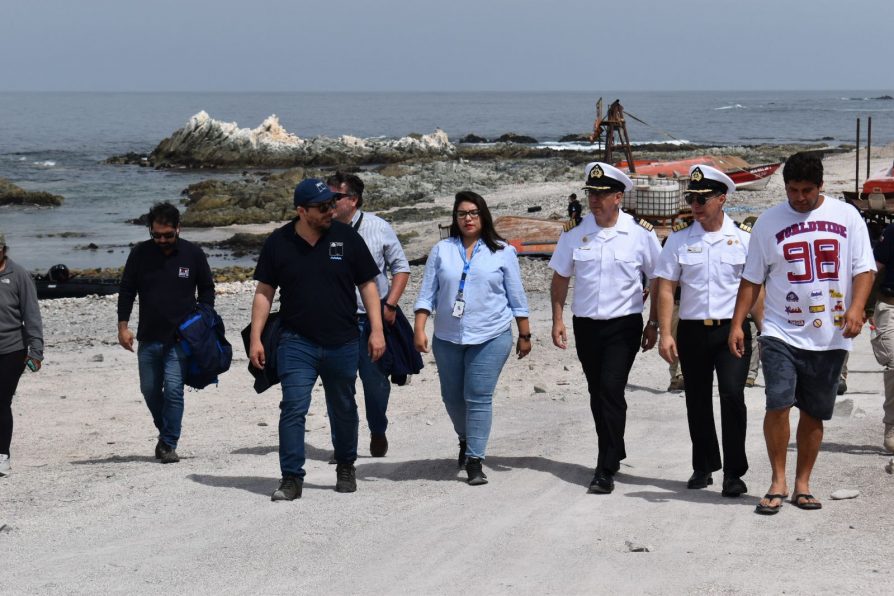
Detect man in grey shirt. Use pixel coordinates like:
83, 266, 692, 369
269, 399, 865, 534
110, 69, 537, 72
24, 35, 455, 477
0, 231, 44, 477
328, 172, 410, 457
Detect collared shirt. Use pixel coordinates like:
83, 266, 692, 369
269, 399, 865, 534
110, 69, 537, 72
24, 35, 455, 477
549, 211, 661, 320
655, 214, 750, 320
350, 210, 410, 313
414, 237, 529, 345
117, 238, 215, 344
742, 196, 876, 351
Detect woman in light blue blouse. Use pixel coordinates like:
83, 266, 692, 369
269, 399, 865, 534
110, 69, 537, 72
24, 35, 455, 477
414, 191, 531, 486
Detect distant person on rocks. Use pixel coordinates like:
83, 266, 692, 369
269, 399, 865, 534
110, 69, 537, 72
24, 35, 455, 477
327, 171, 410, 458
656, 165, 761, 498
414, 191, 531, 486
117, 202, 215, 465
549, 162, 661, 495
729, 152, 875, 514
869, 222, 894, 453
567, 193, 583, 226
250, 179, 385, 501
0, 231, 44, 478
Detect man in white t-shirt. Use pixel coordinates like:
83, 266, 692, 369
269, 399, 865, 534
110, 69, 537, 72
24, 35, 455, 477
728, 152, 876, 515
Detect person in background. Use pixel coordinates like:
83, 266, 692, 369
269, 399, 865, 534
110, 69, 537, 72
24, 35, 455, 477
117, 202, 215, 465
549, 162, 661, 495
0, 231, 44, 477
869, 222, 894, 453
414, 191, 531, 486
327, 171, 410, 457
729, 152, 875, 514
568, 193, 583, 226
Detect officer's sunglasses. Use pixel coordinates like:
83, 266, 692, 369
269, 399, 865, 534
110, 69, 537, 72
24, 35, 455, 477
684, 192, 723, 206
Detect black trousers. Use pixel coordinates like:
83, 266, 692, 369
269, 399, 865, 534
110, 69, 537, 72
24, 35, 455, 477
573, 314, 643, 475
0, 349, 27, 456
677, 320, 751, 477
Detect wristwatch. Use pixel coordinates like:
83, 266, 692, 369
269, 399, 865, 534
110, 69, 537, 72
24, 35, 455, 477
646, 320, 659, 328
518, 334, 532, 340
384, 302, 398, 311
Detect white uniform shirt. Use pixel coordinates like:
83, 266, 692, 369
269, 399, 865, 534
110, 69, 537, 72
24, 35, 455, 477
549, 211, 662, 320
742, 196, 876, 351
655, 214, 750, 320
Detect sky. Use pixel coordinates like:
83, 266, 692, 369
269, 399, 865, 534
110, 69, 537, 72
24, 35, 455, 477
2, 0, 892, 92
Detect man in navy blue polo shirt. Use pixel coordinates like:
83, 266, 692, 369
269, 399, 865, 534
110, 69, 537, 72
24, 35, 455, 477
249, 178, 386, 501
118, 202, 215, 464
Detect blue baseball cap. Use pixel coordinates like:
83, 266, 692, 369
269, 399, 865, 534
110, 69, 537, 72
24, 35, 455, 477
294, 178, 337, 207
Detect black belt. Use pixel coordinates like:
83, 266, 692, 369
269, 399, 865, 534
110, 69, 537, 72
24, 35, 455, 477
682, 319, 732, 327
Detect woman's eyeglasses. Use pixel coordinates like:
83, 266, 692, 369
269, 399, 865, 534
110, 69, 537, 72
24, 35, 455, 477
150, 231, 177, 240
455, 209, 481, 220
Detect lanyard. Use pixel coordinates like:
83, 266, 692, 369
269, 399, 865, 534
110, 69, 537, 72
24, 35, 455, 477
352, 212, 364, 232
456, 239, 481, 298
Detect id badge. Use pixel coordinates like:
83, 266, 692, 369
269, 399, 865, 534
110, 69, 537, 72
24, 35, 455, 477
452, 299, 465, 318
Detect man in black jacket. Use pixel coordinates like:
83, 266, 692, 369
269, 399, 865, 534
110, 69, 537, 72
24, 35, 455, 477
117, 202, 215, 464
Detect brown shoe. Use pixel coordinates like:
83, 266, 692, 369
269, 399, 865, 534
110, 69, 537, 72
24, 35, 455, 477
745, 377, 756, 388
667, 375, 684, 393
884, 424, 894, 453
370, 433, 388, 457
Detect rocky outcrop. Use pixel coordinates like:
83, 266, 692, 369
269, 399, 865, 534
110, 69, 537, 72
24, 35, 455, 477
0, 178, 63, 206
110, 112, 456, 169
177, 159, 580, 227
459, 134, 489, 144
493, 133, 539, 144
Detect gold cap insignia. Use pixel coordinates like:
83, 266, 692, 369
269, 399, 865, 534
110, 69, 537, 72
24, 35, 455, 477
589, 164, 604, 179
691, 167, 704, 182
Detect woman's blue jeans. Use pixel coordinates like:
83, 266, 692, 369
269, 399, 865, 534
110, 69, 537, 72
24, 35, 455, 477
432, 328, 512, 460
277, 330, 359, 478
137, 342, 187, 449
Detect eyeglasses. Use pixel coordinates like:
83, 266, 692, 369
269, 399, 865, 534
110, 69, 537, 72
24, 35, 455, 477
150, 231, 177, 240
306, 199, 338, 213
455, 209, 481, 220
684, 192, 723, 206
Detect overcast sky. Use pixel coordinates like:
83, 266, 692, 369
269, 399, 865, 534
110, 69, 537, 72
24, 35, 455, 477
2, 0, 892, 92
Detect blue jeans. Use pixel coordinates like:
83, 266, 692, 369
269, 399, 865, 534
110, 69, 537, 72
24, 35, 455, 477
432, 328, 513, 460
277, 330, 359, 478
327, 315, 391, 442
137, 342, 187, 449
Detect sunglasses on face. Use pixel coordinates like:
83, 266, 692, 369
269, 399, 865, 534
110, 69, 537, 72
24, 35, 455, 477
684, 192, 722, 206
150, 231, 177, 240
306, 199, 338, 213
455, 209, 481, 220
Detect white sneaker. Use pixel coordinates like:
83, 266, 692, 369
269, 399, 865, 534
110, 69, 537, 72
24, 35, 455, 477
884, 424, 894, 454
0, 454, 9, 477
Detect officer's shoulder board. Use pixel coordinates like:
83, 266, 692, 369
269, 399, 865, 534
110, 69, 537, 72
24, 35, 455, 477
735, 220, 752, 234
562, 220, 579, 233
672, 219, 691, 233
635, 217, 654, 232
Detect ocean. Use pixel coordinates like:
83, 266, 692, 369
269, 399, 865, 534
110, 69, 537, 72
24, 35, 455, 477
2, 90, 893, 271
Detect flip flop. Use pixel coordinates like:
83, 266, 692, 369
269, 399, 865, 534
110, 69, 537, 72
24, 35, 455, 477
791, 493, 822, 510
755, 493, 786, 515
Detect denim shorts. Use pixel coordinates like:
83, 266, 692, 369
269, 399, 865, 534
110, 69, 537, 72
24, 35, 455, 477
759, 336, 847, 421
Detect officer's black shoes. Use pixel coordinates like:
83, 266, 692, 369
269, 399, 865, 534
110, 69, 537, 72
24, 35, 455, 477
837, 379, 848, 395
158, 442, 180, 464
588, 469, 614, 494
686, 471, 713, 489
721, 476, 748, 497
271, 476, 303, 501
457, 439, 468, 470
370, 433, 389, 457
335, 463, 357, 493
465, 457, 488, 486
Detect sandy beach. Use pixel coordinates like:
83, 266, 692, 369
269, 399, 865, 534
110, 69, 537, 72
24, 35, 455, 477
2, 149, 894, 594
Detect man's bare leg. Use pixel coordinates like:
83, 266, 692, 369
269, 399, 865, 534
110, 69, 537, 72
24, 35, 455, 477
759, 408, 791, 509
792, 411, 823, 507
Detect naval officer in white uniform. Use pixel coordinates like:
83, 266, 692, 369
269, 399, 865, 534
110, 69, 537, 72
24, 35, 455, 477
656, 164, 761, 497
549, 162, 662, 494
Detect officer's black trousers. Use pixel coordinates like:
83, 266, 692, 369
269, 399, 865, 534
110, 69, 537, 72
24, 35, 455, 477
677, 319, 751, 477
573, 314, 643, 475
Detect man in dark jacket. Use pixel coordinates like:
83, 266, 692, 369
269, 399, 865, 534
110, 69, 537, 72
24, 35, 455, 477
117, 202, 214, 464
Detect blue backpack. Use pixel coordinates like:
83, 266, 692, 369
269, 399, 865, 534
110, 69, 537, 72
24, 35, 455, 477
178, 303, 233, 390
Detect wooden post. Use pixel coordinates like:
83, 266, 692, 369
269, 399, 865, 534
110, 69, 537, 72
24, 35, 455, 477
856, 118, 860, 197
867, 116, 872, 178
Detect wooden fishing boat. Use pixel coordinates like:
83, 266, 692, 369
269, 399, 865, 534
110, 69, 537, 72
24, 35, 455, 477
616, 156, 781, 191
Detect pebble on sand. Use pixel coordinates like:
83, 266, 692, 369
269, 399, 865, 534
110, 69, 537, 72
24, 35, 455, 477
830, 489, 860, 500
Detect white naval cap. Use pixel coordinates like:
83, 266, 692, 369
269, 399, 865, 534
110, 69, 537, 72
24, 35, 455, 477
583, 162, 633, 193
687, 164, 736, 196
